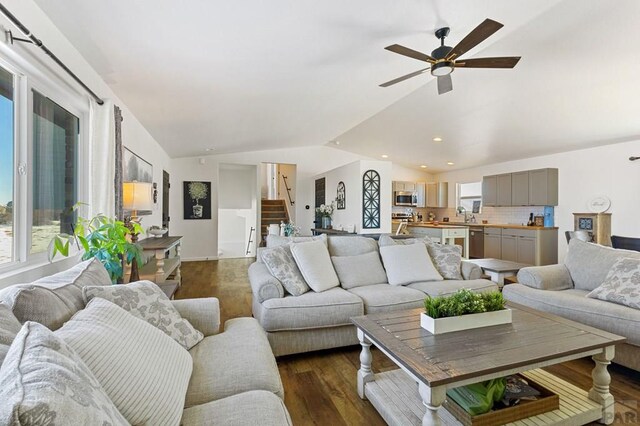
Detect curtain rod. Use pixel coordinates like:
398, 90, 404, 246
0, 2, 104, 105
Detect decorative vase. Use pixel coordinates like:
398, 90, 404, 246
193, 204, 203, 218
420, 309, 512, 335
321, 216, 332, 229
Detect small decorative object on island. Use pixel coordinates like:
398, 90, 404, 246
421, 289, 511, 334
183, 181, 211, 219
336, 181, 346, 210
316, 202, 335, 229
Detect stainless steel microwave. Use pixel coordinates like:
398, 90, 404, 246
394, 191, 417, 207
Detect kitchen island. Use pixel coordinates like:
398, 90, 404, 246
403, 222, 470, 258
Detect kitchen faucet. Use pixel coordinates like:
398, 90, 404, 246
456, 206, 471, 223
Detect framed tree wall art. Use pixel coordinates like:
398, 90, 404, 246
183, 181, 211, 219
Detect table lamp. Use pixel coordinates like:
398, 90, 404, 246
123, 181, 153, 281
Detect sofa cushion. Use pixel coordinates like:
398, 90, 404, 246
83, 280, 204, 349
564, 239, 640, 291
503, 284, 640, 346
348, 284, 426, 314
55, 298, 192, 426
426, 243, 463, 280
328, 236, 378, 256
408, 279, 498, 297
291, 240, 339, 292
0, 258, 112, 330
331, 251, 388, 289
185, 318, 284, 407
181, 390, 292, 426
256, 288, 363, 331
266, 233, 326, 248
0, 322, 128, 426
380, 243, 442, 286
587, 257, 640, 310
261, 245, 310, 296
0, 303, 21, 366
378, 235, 433, 247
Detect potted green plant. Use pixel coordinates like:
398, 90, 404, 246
49, 214, 143, 284
421, 289, 511, 334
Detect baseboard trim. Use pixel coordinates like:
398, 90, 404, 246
182, 256, 219, 262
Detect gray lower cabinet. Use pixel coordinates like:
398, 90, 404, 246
483, 227, 557, 266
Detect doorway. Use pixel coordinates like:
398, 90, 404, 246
162, 170, 170, 231
217, 164, 258, 259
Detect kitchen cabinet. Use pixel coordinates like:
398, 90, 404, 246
511, 171, 529, 206
482, 168, 558, 207
501, 233, 518, 262
482, 176, 497, 207
529, 168, 558, 206
496, 174, 512, 206
416, 183, 426, 208
392, 181, 417, 192
517, 236, 537, 264
484, 231, 502, 259
426, 182, 448, 208
483, 227, 557, 266
409, 225, 469, 258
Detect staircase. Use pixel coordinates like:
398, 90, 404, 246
260, 199, 289, 245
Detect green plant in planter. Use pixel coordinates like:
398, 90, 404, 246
424, 289, 505, 319
49, 214, 143, 283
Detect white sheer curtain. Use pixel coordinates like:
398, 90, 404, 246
89, 98, 115, 218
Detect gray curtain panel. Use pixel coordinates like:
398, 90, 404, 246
114, 105, 123, 221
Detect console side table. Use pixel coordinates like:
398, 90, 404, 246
138, 236, 183, 285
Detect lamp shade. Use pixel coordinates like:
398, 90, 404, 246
123, 181, 153, 212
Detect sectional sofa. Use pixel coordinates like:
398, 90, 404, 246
249, 235, 499, 357
504, 239, 640, 371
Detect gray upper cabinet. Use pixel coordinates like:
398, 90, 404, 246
496, 174, 512, 206
482, 176, 497, 207
511, 171, 529, 206
426, 182, 448, 208
416, 183, 426, 208
482, 168, 558, 207
529, 168, 558, 206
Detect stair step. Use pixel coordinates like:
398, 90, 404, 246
261, 200, 286, 205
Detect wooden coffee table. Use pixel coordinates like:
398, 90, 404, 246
351, 303, 625, 425
468, 258, 531, 287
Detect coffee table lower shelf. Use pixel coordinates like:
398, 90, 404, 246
365, 368, 602, 426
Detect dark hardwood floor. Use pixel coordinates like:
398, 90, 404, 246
176, 259, 640, 425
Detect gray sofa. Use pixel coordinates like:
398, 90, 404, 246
249, 236, 498, 357
503, 239, 640, 371
0, 259, 292, 425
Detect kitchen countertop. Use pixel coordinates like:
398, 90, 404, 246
392, 220, 558, 230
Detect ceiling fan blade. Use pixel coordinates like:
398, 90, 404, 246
384, 44, 436, 63
379, 68, 430, 87
437, 74, 453, 95
446, 18, 503, 61
455, 57, 521, 68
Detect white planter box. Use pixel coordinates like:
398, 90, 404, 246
420, 309, 512, 335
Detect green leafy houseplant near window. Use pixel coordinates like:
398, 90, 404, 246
424, 289, 506, 319
49, 213, 143, 283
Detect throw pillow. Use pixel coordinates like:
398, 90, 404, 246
0, 303, 22, 366
261, 245, 310, 296
379, 243, 443, 286
55, 298, 193, 426
426, 243, 463, 280
290, 240, 340, 292
0, 321, 128, 426
0, 258, 112, 330
331, 251, 388, 289
83, 280, 203, 350
587, 257, 640, 309
266, 233, 327, 248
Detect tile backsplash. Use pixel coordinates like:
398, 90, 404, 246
394, 206, 546, 226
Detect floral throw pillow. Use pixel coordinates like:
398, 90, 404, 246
0, 321, 128, 426
83, 281, 203, 350
261, 245, 310, 296
426, 243, 463, 280
587, 257, 640, 309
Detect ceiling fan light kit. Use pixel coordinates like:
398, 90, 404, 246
380, 18, 521, 95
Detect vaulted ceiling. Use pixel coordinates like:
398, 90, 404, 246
35, 0, 640, 170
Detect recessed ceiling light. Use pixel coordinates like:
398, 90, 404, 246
381, 154, 389, 158
433, 137, 443, 142
447, 162, 454, 166
420, 165, 427, 169
334, 141, 340, 145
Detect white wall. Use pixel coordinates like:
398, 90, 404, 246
0, 0, 170, 287
218, 164, 257, 258
435, 139, 640, 261
170, 146, 378, 260
277, 163, 297, 222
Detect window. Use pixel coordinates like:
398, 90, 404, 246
0, 67, 14, 265
457, 181, 482, 214
0, 58, 85, 273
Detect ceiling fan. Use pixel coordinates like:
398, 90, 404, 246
380, 18, 521, 94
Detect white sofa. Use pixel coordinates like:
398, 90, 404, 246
503, 239, 640, 372
250, 235, 499, 357
0, 259, 292, 425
